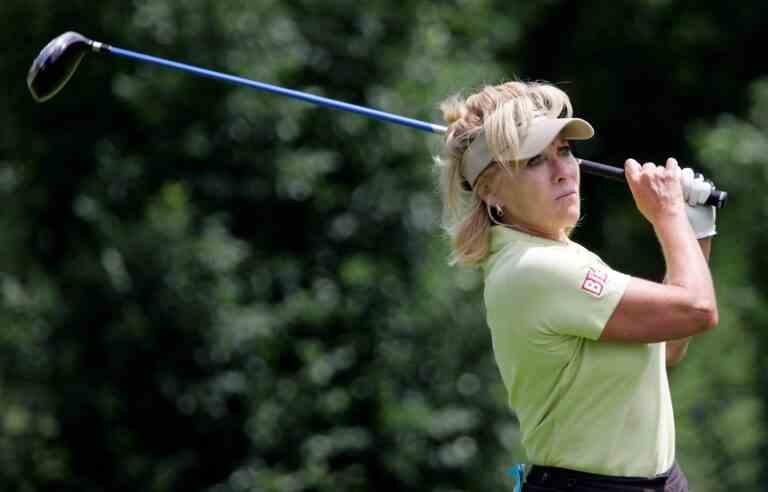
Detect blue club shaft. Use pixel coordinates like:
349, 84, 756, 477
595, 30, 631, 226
104, 45, 448, 135
91, 42, 725, 208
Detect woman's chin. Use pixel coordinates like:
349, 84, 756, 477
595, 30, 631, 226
560, 206, 581, 227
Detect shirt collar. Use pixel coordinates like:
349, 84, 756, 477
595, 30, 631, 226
488, 225, 572, 255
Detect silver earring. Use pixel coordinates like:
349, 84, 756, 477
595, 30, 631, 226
495, 204, 504, 217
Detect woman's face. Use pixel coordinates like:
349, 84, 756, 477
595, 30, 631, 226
492, 136, 581, 241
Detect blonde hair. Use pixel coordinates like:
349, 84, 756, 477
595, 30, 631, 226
434, 80, 574, 266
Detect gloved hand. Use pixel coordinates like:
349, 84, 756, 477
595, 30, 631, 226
685, 204, 717, 239
681, 167, 717, 238
681, 167, 713, 206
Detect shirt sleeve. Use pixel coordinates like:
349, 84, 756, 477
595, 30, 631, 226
486, 246, 631, 340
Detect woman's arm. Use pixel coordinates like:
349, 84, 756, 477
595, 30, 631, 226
599, 159, 718, 343
666, 237, 712, 366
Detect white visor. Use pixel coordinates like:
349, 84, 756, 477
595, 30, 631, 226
460, 117, 595, 186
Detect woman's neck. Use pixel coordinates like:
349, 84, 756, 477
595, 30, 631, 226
498, 220, 568, 243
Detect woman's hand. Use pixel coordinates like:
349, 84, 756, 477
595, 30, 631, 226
624, 158, 686, 226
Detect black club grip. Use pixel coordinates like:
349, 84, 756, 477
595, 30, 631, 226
579, 159, 728, 209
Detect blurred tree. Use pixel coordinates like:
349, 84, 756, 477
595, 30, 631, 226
672, 78, 768, 491
1, 1, 767, 491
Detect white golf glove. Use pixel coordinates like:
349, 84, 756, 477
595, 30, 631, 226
681, 167, 713, 206
681, 167, 717, 238
685, 204, 717, 239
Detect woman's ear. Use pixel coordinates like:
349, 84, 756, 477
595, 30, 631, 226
475, 166, 500, 204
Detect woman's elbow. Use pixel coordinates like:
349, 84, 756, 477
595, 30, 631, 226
705, 305, 719, 331
693, 298, 719, 333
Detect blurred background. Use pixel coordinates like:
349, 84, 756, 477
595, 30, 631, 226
2, 1, 767, 490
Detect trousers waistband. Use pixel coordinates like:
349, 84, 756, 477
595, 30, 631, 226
527, 464, 674, 491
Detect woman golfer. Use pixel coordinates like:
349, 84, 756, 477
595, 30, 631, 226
435, 81, 717, 491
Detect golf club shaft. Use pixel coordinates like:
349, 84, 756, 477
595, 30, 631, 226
85, 40, 724, 207
100, 44, 613, 171
102, 44, 447, 134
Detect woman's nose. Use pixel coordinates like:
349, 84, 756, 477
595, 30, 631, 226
552, 157, 576, 182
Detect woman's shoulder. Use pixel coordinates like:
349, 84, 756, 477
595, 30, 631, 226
485, 240, 585, 289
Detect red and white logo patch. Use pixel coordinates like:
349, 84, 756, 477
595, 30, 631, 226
581, 267, 608, 298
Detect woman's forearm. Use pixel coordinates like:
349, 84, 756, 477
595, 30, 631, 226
666, 237, 713, 366
654, 215, 718, 329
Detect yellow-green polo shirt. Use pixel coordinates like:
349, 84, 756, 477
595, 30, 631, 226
482, 226, 674, 477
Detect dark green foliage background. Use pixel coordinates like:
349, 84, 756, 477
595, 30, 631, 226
1, 1, 767, 491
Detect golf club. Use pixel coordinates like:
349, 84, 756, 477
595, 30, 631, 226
28, 31, 727, 208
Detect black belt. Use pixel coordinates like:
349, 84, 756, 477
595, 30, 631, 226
526, 464, 677, 492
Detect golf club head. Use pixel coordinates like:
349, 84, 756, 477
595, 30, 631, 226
27, 31, 95, 102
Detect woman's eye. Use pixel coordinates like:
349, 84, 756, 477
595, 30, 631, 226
559, 146, 572, 156
527, 156, 544, 167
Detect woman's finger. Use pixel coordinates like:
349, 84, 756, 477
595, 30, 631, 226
666, 157, 681, 178
642, 161, 656, 172
625, 158, 641, 181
